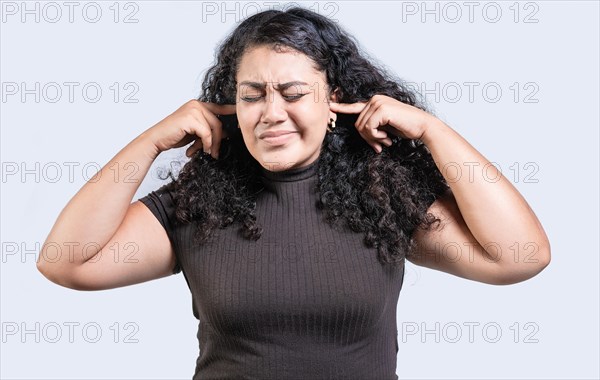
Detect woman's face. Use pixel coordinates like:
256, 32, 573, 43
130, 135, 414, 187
235, 45, 337, 172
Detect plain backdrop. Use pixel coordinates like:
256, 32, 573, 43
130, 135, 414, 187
1, 1, 598, 379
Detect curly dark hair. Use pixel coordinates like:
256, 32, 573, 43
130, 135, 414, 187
157, 7, 450, 266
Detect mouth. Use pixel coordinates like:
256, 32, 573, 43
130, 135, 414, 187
259, 131, 298, 146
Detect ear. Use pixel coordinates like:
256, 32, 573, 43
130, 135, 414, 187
328, 87, 339, 103
328, 87, 339, 120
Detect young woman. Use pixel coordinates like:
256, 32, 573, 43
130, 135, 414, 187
37, 7, 551, 380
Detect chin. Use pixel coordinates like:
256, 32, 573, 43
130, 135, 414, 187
261, 157, 299, 171
255, 150, 303, 172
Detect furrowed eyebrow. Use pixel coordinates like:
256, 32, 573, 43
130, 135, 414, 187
238, 81, 309, 90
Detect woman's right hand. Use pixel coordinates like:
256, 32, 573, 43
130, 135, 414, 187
146, 100, 237, 159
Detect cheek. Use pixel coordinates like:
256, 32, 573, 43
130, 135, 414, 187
236, 107, 259, 133
294, 103, 330, 130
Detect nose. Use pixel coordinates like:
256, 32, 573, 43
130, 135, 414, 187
260, 91, 287, 125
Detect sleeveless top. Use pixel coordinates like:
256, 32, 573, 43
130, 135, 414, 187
138, 157, 405, 380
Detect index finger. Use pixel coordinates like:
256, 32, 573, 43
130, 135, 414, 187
329, 101, 367, 114
200, 101, 237, 116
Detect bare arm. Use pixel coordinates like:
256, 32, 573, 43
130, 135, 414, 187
329, 95, 551, 284
408, 119, 551, 285
36, 131, 166, 288
36, 100, 236, 290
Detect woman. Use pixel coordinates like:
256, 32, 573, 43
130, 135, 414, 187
37, 7, 551, 380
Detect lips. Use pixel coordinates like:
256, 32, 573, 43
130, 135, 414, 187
259, 130, 297, 139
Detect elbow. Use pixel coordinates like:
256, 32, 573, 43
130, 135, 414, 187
37, 240, 92, 291
494, 240, 551, 286
36, 258, 88, 291
36, 260, 65, 288
532, 238, 551, 274
36, 258, 58, 285
535, 240, 552, 278
529, 226, 552, 275
538, 240, 551, 269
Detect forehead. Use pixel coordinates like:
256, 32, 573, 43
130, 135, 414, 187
236, 45, 326, 84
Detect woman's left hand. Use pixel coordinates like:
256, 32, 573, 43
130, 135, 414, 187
329, 94, 435, 153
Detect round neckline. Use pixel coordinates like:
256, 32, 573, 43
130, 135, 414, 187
259, 158, 319, 182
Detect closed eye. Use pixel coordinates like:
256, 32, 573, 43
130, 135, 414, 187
241, 96, 261, 102
241, 94, 307, 102
284, 94, 306, 100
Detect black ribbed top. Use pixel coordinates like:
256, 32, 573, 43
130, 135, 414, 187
139, 157, 405, 380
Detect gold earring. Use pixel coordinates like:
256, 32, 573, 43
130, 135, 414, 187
327, 118, 336, 133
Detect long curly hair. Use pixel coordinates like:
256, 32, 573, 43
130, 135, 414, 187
158, 7, 449, 266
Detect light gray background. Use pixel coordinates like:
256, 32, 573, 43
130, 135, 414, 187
1, 1, 598, 379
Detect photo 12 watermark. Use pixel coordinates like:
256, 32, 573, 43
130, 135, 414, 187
406, 81, 540, 104
400, 320, 541, 343
1, 82, 140, 104
199, 1, 340, 23
2, 240, 142, 265
2, 321, 140, 343
399, 1, 540, 24
1, 1, 140, 24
